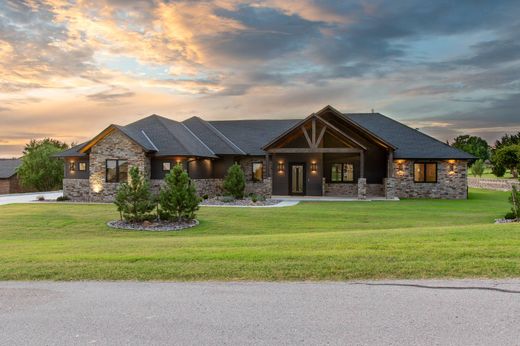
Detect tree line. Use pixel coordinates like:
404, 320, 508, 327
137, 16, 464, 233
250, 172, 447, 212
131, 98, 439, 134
450, 132, 520, 179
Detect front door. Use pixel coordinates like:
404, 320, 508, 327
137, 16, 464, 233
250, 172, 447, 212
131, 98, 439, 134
289, 163, 305, 195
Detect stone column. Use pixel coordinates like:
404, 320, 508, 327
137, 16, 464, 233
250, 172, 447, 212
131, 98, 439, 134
384, 177, 396, 199
322, 177, 326, 196
357, 178, 367, 200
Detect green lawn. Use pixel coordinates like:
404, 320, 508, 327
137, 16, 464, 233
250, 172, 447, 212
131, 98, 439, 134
0, 188, 519, 281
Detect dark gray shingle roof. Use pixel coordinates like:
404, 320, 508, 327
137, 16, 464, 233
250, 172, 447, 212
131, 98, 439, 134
209, 119, 300, 156
56, 111, 474, 160
0, 159, 21, 178
345, 113, 475, 159
183, 116, 245, 155
53, 142, 89, 158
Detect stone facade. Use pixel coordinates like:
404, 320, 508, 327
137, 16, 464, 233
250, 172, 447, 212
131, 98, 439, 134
63, 178, 90, 201
384, 178, 396, 199
366, 184, 384, 197
357, 178, 367, 200
324, 183, 357, 197
393, 160, 468, 199
89, 130, 150, 202
468, 177, 520, 191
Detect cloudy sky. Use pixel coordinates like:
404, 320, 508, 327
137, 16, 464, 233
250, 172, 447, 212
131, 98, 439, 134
1, 0, 519, 157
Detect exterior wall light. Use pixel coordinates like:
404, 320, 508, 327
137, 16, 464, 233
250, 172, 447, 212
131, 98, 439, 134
92, 183, 103, 193
396, 160, 405, 175
69, 161, 76, 172
448, 160, 456, 174
311, 161, 317, 173
277, 161, 285, 174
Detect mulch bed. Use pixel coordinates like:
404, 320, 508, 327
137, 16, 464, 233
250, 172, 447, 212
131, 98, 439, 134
107, 219, 199, 231
200, 197, 281, 206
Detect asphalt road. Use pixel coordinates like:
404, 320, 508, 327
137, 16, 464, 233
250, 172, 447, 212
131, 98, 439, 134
0, 191, 62, 205
1, 280, 519, 345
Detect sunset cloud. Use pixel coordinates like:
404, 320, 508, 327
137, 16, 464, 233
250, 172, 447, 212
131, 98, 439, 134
0, 0, 519, 157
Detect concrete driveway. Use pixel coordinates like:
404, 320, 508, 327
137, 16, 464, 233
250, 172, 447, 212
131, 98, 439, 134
1, 280, 519, 345
0, 191, 62, 205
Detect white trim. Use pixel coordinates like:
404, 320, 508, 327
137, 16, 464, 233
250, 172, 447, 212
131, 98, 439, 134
141, 130, 159, 151
181, 124, 216, 156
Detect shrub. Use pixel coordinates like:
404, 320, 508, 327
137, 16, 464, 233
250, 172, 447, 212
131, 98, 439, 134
158, 164, 201, 221
114, 166, 156, 222
223, 163, 245, 199
56, 195, 70, 201
507, 185, 520, 219
251, 195, 258, 203
493, 144, 520, 178
491, 163, 506, 178
470, 159, 485, 177
202, 194, 209, 200
36, 195, 45, 201
250, 194, 266, 203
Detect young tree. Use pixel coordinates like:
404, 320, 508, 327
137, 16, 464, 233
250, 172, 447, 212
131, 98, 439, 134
451, 135, 490, 161
158, 164, 200, 221
470, 159, 485, 177
17, 139, 68, 191
493, 144, 520, 178
114, 166, 155, 222
507, 185, 520, 219
223, 163, 245, 199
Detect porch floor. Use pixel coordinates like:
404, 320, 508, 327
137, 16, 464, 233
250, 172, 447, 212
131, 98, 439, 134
271, 195, 400, 202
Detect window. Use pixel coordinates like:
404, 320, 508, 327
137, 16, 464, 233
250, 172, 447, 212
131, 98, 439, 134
252, 162, 263, 182
414, 162, 437, 183
163, 162, 171, 171
331, 163, 354, 182
78, 162, 87, 171
106, 159, 128, 183
69, 161, 76, 171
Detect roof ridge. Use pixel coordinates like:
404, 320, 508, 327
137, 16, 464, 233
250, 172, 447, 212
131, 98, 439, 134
192, 116, 246, 155
151, 115, 191, 155
180, 123, 216, 156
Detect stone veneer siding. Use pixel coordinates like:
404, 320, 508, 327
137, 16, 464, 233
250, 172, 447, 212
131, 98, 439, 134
89, 130, 150, 202
324, 183, 357, 197
393, 160, 468, 199
63, 178, 90, 201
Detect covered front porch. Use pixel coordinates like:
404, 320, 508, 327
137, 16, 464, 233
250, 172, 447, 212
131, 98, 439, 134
262, 106, 397, 199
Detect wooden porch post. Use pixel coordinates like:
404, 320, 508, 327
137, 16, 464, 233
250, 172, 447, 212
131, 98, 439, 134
265, 153, 270, 178
387, 151, 394, 178
360, 151, 365, 178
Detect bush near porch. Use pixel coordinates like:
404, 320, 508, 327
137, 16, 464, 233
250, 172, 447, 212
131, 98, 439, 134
0, 188, 519, 281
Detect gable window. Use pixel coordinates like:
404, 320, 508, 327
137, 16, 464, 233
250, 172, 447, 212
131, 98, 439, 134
414, 162, 437, 183
252, 162, 263, 182
106, 159, 128, 183
163, 162, 171, 172
78, 162, 87, 171
331, 163, 354, 182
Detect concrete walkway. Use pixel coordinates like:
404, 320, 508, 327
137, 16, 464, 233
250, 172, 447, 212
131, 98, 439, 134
1, 280, 519, 345
0, 191, 62, 205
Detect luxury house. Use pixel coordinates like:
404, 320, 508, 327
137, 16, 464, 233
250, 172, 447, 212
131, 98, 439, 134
56, 105, 474, 201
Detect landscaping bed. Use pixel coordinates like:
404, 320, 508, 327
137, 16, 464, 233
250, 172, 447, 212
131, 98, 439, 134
201, 196, 281, 206
107, 219, 198, 231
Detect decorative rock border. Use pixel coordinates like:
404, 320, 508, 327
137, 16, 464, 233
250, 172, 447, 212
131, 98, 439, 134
200, 197, 281, 207
494, 218, 519, 224
107, 219, 199, 231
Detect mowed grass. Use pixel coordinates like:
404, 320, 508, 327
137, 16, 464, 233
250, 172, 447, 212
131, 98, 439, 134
0, 188, 519, 281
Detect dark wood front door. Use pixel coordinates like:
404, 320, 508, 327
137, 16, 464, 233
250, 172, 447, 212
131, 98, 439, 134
289, 163, 305, 195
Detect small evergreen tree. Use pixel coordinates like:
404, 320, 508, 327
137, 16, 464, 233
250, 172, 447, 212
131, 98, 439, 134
508, 185, 520, 219
114, 166, 155, 222
223, 163, 245, 199
158, 164, 201, 221
470, 159, 485, 177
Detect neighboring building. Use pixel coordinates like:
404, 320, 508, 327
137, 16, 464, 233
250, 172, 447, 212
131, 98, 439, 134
56, 105, 474, 201
0, 159, 24, 194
